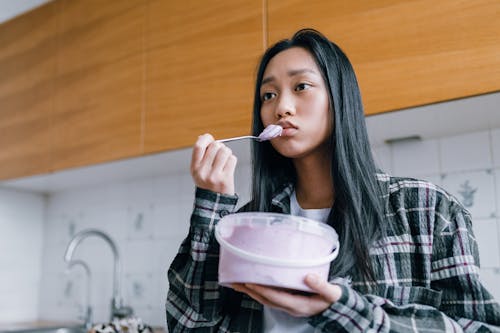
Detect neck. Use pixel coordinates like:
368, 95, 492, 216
293, 152, 334, 209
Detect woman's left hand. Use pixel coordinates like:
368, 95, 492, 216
232, 274, 342, 317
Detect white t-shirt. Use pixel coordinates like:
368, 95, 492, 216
263, 191, 331, 333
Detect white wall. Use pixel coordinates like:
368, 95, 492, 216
0, 188, 45, 322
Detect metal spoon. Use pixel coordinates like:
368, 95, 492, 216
218, 124, 283, 143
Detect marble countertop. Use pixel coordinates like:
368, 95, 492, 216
0, 321, 81, 332
0, 322, 165, 333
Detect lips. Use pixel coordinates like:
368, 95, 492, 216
276, 120, 297, 130
276, 120, 298, 137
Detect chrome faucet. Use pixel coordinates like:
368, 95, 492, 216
64, 229, 133, 321
66, 260, 93, 330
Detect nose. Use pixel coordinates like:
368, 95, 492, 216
274, 94, 295, 119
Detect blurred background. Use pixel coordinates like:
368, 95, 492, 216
0, 0, 499, 330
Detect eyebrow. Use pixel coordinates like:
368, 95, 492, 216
261, 68, 318, 85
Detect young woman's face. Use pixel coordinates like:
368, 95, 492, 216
259, 47, 332, 159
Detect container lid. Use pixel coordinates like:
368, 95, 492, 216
215, 212, 339, 267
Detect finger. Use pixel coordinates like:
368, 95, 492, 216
240, 284, 331, 317
223, 154, 238, 174
231, 283, 245, 292
199, 141, 223, 171
211, 145, 232, 173
191, 134, 214, 172
193, 142, 222, 184
304, 274, 342, 303
232, 284, 282, 309
239, 285, 282, 309
245, 284, 318, 316
252, 284, 332, 317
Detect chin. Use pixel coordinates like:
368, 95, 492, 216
271, 141, 329, 160
272, 144, 306, 159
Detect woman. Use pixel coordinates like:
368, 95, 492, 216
166, 29, 500, 332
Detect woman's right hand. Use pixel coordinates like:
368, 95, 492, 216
190, 134, 237, 195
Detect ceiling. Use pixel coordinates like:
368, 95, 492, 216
0, 0, 51, 25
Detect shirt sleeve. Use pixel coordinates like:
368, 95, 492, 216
309, 202, 500, 332
166, 187, 238, 331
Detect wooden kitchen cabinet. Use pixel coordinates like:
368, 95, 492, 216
267, 0, 500, 115
144, 0, 263, 153
0, 3, 56, 180
0, 0, 263, 180
50, 0, 144, 171
1, 0, 499, 181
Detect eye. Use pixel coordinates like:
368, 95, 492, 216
261, 92, 276, 102
295, 83, 311, 91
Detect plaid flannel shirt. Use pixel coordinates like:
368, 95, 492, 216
166, 173, 500, 332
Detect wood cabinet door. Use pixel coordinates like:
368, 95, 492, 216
144, 0, 263, 153
0, 3, 56, 180
51, 0, 144, 171
267, 0, 500, 115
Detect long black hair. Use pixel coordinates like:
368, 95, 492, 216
248, 29, 385, 282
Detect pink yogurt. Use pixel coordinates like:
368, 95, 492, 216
215, 212, 339, 292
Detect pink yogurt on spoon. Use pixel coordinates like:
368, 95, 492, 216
257, 124, 283, 141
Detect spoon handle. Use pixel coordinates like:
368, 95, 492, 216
217, 135, 260, 143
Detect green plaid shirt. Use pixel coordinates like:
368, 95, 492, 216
166, 173, 500, 332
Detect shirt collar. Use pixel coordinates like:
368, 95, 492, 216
375, 171, 390, 199
269, 171, 390, 213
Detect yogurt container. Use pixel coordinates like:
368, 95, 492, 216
215, 212, 339, 292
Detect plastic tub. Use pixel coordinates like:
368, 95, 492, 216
215, 212, 339, 292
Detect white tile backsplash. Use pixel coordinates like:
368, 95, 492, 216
87, 271, 115, 321
440, 131, 493, 172
122, 240, 157, 274
137, 307, 167, 328
34, 157, 257, 326
46, 211, 85, 246
152, 203, 189, 240
150, 172, 196, 207
496, 168, 500, 217
372, 144, 392, 174
124, 273, 157, 308
492, 129, 500, 167
38, 241, 68, 274
472, 219, 500, 268
392, 139, 440, 177
38, 272, 83, 321
90, 303, 113, 324
480, 268, 500, 303
125, 203, 155, 240
441, 170, 496, 219
155, 240, 182, 277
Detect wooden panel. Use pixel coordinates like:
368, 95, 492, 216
267, 0, 500, 115
0, 3, 56, 180
144, 0, 263, 153
51, 0, 144, 171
